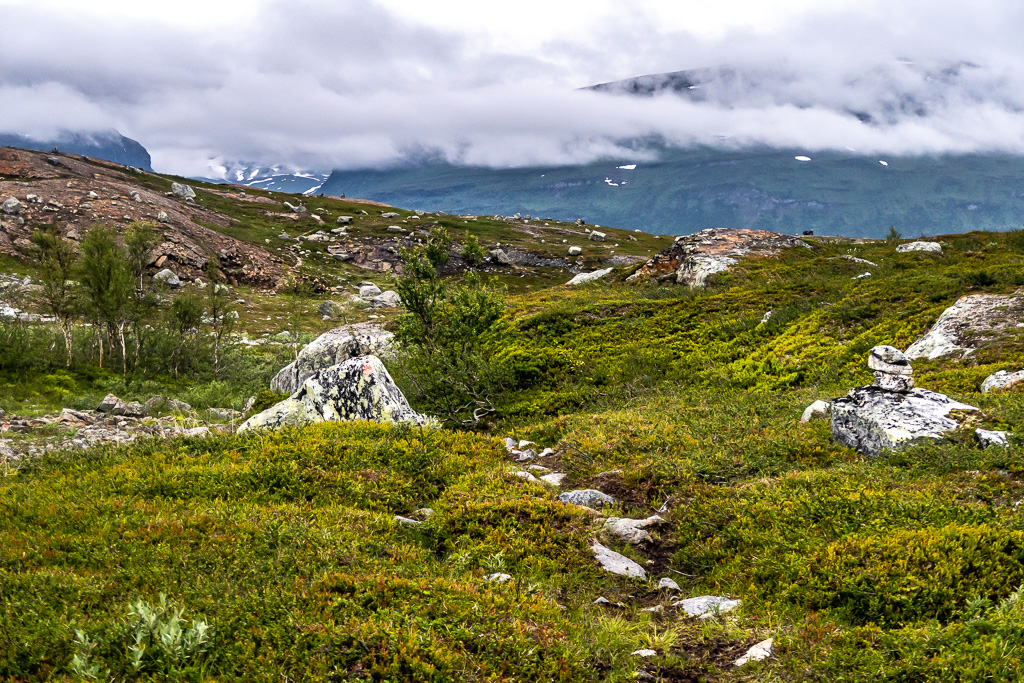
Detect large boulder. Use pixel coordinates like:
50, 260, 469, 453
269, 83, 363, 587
239, 355, 426, 432
905, 293, 1024, 360
627, 228, 810, 287
170, 182, 196, 202
831, 386, 978, 456
270, 322, 394, 395
981, 370, 1024, 393
896, 241, 942, 254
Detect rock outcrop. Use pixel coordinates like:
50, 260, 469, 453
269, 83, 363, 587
240, 355, 426, 432
831, 346, 978, 456
590, 540, 647, 579
627, 228, 810, 287
270, 322, 394, 395
566, 268, 613, 286
905, 293, 1024, 360
981, 369, 1024, 393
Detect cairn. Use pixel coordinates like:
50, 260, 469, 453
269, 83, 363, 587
868, 345, 914, 392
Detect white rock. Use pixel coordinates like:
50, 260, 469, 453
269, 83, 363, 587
270, 323, 393, 395
977, 429, 1010, 448
486, 573, 512, 583
558, 489, 615, 508
896, 241, 942, 254
673, 595, 741, 618
906, 294, 1024, 360
512, 470, 539, 482
853, 272, 872, 280
658, 577, 680, 591
590, 540, 647, 580
868, 345, 913, 375
589, 231, 607, 242
981, 370, 1024, 393
735, 638, 774, 666
568, 246, 582, 256
359, 284, 382, 298
641, 605, 664, 613
831, 386, 978, 457
394, 515, 421, 525
540, 473, 567, 486
631, 649, 658, 658
801, 400, 831, 423
603, 515, 666, 544
566, 268, 613, 286
518, 440, 534, 449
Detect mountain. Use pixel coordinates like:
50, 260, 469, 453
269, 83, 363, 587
0, 130, 152, 171
202, 162, 331, 195
319, 147, 1024, 239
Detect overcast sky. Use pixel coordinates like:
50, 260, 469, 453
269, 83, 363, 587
1, 0, 1023, 176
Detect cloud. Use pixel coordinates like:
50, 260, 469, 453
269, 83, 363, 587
2, 0, 1024, 175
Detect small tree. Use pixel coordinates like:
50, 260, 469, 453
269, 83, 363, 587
30, 227, 79, 367
204, 259, 237, 380
165, 291, 205, 378
122, 222, 159, 371
886, 225, 903, 245
76, 224, 133, 371
460, 234, 486, 268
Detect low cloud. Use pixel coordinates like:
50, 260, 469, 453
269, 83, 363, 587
2, 0, 1024, 175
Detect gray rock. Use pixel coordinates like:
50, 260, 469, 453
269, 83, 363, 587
207, 408, 241, 421
589, 231, 607, 242
539, 472, 567, 486
658, 577, 680, 591
558, 489, 615, 509
801, 400, 831, 423
97, 393, 123, 413
590, 540, 647, 580
336, 216, 353, 225
240, 355, 426, 432
167, 398, 192, 412
875, 372, 914, 392
394, 515, 421, 525
831, 386, 978, 457
143, 395, 167, 414
153, 269, 182, 288
485, 573, 512, 583
603, 515, 665, 544
568, 246, 582, 256
183, 426, 210, 438
489, 248, 513, 266
318, 300, 342, 318
672, 595, 741, 618
381, 212, 400, 218
981, 370, 1024, 393
359, 284, 382, 298
170, 183, 196, 202
2, 197, 21, 214
156, 211, 170, 223
386, 226, 407, 233
868, 345, 912, 375
87, 191, 99, 200
977, 429, 1010, 448
367, 290, 402, 309
906, 293, 1024, 360
115, 401, 147, 418
270, 322, 394, 395
566, 268, 613, 286
896, 241, 942, 254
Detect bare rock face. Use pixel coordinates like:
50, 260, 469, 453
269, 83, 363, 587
270, 322, 394, 395
239, 355, 426, 432
831, 386, 978, 456
905, 293, 1024, 360
627, 228, 810, 287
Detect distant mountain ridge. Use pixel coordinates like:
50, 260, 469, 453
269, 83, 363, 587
0, 130, 152, 171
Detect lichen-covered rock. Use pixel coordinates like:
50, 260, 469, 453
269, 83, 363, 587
628, 228, 810, 287
170, 182, 196, 202
672, 595, 741, 618
97, 393, 123, 413
590, 540, 647, 579
603, 515, 665, 544
977, 429, 1010, 448
557, 489, 615, 509
831, 386, 978, 457
270, 322, 394, 395
905, 293, 1024, 360
896, 241, 942, 253
801, 400, 831, 423
153, 269, 182, 288
981, 369, 1024, 393
240, 355, 425, 432
735, 638, 774, 666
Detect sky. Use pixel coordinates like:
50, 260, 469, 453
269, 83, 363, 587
1, 0, 1023, 176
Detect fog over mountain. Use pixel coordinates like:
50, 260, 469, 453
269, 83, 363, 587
1, 0, 1024, 176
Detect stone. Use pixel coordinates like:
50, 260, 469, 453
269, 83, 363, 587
367, 290, 402, 309
381, 211, 400, 218
336, 216, 353, 225
485, 573, 512, 583
868, 345, 912, 375
981, 370, 1024, 393
115, 401, 146, 418
183, 426, 210, 438
558, 489, 615, 509
153, 269, 182, 288
896, 241, 942, 254
207, 408, 241, 421
566, 268, 613, 286
801, 400, 831, 423
512, 470, 539, 482
831, 386, 978, 457
672, 595, 741, 618
239, 355, 426, 432
603, 515, 666, 544
589, 231, 607, 242
87, 191, 99, 200
658, 577, 680, 591
170, 182, 196, 202
642, 605, 664, 613
359, 284, 382, 298
568, 246, 582, 256
977, 429, 1010, 448
394, 515, 420, 525
318, 300, 342, 318
875, 372, 914, 392
539, 473, 567, 486
631, 649, 658, 658
97, 393, 123, 413
629, 228, 810, 287
270, 322, 394, 395
735, 638, 773, 666
853, 272, 872, 280
167, 398, 192, 412
590, 540, 647, 580
156, 211, 170, 223
386, 226, 407, 233
489, 248, 513, 265
906, 293, 1024, 360
2, 197, 20, 214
